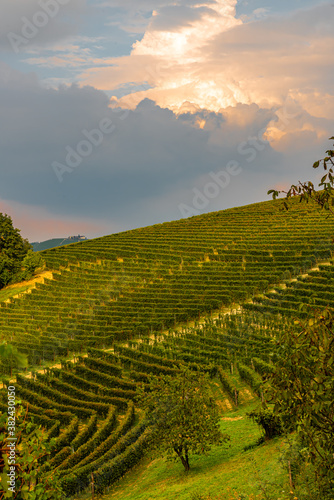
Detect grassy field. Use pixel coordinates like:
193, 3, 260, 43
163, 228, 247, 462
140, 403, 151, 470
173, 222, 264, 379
70, 378, 291, 500
0, 283, 32, 302
92, 402, 290, 500
0, 270, 53, 303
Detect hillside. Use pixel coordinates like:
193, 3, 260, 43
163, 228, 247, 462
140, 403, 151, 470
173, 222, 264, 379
0, 196, 332, 366
0, 196, 333, 499
101, 399, 289, 500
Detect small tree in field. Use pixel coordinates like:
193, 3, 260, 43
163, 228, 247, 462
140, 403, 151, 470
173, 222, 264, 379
136, 366, 229, 471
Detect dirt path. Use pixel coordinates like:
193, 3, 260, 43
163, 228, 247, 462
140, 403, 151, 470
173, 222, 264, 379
221, 416, 243, 421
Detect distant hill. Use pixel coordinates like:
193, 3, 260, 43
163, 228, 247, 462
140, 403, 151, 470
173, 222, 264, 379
31, 235, 88, 252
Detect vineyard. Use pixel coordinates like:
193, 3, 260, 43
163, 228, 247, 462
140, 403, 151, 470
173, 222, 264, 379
1, 312, 288, 497
0, 196, 334, 498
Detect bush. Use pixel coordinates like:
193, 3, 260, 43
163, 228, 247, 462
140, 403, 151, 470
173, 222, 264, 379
20, 250, 45, 279
247, 407, 283, 440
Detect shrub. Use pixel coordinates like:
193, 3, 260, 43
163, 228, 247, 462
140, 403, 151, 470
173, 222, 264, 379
247, 407, 283, 440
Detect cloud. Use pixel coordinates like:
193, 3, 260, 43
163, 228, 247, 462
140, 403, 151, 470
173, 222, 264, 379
80, 1, 334, 121
1, 0, 333, 247
0, 61, 333, 242
99, 0, 216, 10
239, 7, 269, 22
1, 0, 87, 52
99, 0, 217, 35
23, 39, 108, 69
149, 5, 218, 32
80, 0, 241, 109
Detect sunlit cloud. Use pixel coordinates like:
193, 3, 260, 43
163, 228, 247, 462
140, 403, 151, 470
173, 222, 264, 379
81, 0, 244, 110
80, 1, 334, 126
23, 38, 112, 72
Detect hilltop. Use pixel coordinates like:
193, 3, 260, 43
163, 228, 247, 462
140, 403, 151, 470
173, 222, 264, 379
31, 235, 88, 252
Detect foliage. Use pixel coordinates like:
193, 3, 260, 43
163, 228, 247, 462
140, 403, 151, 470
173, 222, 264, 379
0, 343, 28, 380
267, 139, 334, 498
237, 364, 262, 397
18, 251, 45, 282
0, 405, 64, 499
247, 406, 283, 440
280, 435, 325, 500
59, 406, 145, 496
217, 366, 239, 406
268, 136, 334, 213
136, 365, 229, 471
0, 214, 31, 289
99, 403, 290, 500
268, 308, 334, 498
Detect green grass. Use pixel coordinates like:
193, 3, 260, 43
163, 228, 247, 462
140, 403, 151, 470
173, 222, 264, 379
84, 402, 290, 500
0, 283, 32, 302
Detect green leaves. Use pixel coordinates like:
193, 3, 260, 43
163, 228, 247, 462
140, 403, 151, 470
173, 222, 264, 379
0, 342, 28, 380
269, 308, 334, 496
247, 407, 283, 439
136, 365, 229, 470
267, 189, 279, 200
20, 250, 45, 281
0, 213, 32, 288
268, 138, 334, 218
0, 407, 65, 499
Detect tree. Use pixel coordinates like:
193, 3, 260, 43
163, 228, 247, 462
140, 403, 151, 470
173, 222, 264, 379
247, 406, 283, 441
19, 251, 44, 282
267, 137, 334, 498
0, 405, 64, 499
136, 366, 229, 471
268, 308, 334, 497
0, 214, 31, 289
268, 136, 334, 212
0, 343, 28, 380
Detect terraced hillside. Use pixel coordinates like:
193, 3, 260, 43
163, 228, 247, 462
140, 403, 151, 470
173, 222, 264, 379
0, 197, 333, 370
247, 262, 334, 316
1, 311, 288, 497
1, 197, 334, 498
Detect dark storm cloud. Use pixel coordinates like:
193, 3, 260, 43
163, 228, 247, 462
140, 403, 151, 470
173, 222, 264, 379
0, 63, 285, 226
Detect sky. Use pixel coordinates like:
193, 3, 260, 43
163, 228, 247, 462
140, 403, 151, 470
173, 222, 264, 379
0, 0, 333, 242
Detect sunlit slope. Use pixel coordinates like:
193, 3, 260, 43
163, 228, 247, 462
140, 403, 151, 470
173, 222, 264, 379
0, 311, 287, 498
0, 197, 333, 367
247, 262, 334, 316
